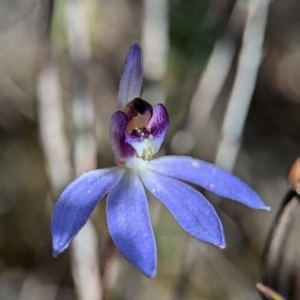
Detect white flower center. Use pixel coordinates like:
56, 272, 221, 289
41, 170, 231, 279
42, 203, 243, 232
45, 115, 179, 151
125, 156, 148, 170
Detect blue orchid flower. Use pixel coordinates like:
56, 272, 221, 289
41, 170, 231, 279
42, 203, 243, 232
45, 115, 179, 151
51, 42, 270, 278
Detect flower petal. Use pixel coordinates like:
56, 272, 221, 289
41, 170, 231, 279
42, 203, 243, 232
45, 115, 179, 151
107, 171, 156, 278
139, 169, 225, 248
110, 111, 136, 162
117, 42, 143, 110
147, 104, 169, 138
147, 156, 269, 210
51, 168, 124, 256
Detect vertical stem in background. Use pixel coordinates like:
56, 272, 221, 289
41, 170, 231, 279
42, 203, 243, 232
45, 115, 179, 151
188, 36, 235, 131
66, 0, 96, 173
187, 0, 247, 134
174, 0, 269, 298
38, 62, 74, 193
215, 0, 269, 171
37, 1, 72, 299
141, 0, 169, 105
37, 0, 74, 193
66, 1, 103, 299
174, 0, 245, 155
99, 234, 116, 300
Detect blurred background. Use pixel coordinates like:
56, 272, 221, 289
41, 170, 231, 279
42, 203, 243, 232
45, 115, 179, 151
0, 0, 299, 299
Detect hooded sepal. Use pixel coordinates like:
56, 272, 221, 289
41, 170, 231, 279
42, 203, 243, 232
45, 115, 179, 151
110, 98, 169, 162
125, 103, 169, 160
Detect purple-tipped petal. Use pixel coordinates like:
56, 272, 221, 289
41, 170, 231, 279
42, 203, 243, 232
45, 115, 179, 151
110, 111, 136, 162
51, 168, 124, 256
147, 104, 169, 138
147, 156, 269, 210
107, 171, 156, 278
140, 169, 225, 248
117, 42, 143, 110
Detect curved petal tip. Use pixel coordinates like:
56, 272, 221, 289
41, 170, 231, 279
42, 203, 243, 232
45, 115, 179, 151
52, 240, 69, 258
146, 268, 156, 279
262, 205, 271, 211
211, 231, 226, 249
219, 241, 226, 249
130, 41, 142, 53
52, 249, 61, 258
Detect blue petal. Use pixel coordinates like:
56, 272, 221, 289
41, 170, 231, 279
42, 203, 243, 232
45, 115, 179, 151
147, 156, 270, 210
51, 168, 124, 256
117, 42, 143, 110
107, 171, 156, 278
139, 169, 225, 248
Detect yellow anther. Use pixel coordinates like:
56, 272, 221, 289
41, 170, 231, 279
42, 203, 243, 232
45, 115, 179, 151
137, 129, 142, 133
141, 132, 145, 136
146, 127, 151, 132
149, 134, 153, 140
150, 147, 155, 154
144, 139, 148, 143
